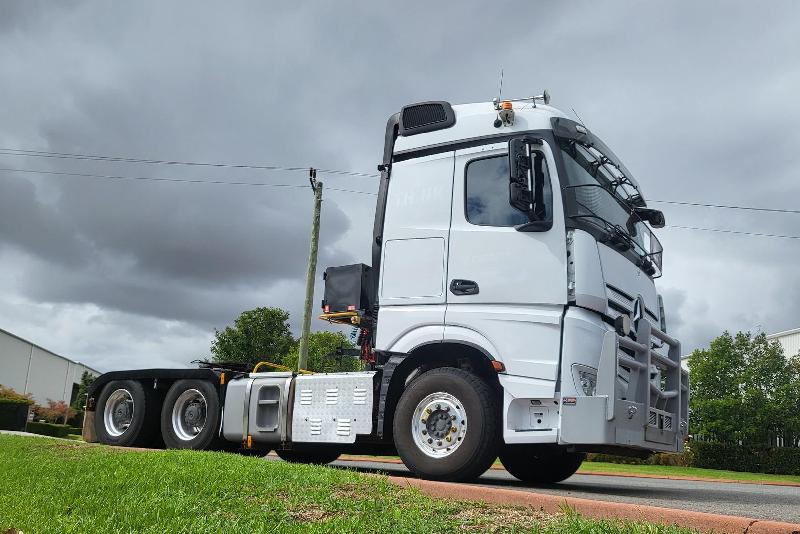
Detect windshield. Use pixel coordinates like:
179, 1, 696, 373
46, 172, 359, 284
559, 140, 663, 274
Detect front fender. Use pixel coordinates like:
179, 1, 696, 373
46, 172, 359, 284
383, 325, 445, 353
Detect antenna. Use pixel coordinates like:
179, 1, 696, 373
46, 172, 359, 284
571, 107, 587, 129
499, 68, 504, 100
493, 69, 504, 110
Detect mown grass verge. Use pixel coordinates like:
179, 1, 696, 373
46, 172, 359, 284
0, 435, 697, 533
579, 461, 800, 485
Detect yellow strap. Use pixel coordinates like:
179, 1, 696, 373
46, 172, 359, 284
252, 360, 313, 375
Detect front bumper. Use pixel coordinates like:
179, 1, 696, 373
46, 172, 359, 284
560, 316, 689, 453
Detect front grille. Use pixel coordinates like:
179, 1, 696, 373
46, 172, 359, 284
606, 283, 659, 323
606, 284, 634, 313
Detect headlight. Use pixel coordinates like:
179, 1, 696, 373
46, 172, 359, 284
572, 365, 597, 396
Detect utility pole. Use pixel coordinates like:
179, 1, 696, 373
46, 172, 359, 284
297, 168, 322, 372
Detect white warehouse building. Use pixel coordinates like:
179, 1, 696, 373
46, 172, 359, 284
0, 327, 99, 405
767, 327, 800, 358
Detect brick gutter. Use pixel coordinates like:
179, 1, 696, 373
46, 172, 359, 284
386, 476, 800, 534
336, 455, 800, 488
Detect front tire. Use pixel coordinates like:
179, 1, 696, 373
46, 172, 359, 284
393, 367, 498, 482
95, 380, 159, 447
499, 446, 585, 483
160, 379, 221, 450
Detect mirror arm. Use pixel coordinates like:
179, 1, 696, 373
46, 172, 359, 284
515, 219, 553, 233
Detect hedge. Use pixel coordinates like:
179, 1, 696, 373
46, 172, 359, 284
26, 421, 72, 438
586, 451, 691, 467
691, 441, 800, 475
0, 401, 31, 431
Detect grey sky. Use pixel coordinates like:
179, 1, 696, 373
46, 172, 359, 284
0, 1, 798, 371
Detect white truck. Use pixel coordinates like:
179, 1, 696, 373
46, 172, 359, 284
83, 94, 688, 483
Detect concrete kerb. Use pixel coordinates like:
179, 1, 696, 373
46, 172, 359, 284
385, 476, 800, 534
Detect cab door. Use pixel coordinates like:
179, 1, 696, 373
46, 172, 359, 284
444, 141, 568, 382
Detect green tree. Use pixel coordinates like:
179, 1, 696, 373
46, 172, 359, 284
211, 307, 295, 365
71, 371, 95, 410
283, 331, 361, 373
688, 330, 799, 445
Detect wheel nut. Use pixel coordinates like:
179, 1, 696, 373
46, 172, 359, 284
427, 438, 433, 444
436, 404, 441, 410
422, 430, 427, 435
421, 418, 427, 424
446, 436, 452, 442
451, 427, 457, 433
444, 406, 450, 412
425, 408, 432, 415
451, 415, 456, 420
437, 441, 442, 446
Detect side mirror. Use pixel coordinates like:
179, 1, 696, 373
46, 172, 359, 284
633, 207, 666, 228
508, 138, 533, 214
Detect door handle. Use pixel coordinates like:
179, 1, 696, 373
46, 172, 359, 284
450, 279, 479, 296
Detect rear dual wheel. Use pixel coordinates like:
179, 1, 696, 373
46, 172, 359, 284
160, 379, 221, 450
275, 448, 341, 465
95, 380, 159, 447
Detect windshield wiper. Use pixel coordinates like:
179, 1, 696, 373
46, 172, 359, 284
572, 212, 657, 275
570, 213, 635, 253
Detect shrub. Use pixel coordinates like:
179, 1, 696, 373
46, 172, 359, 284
0, 385, 34, 405
586, 450, 691, 467
0, 385, 35, 431
35, 399, 78, 424
66, 410, 84, 428
26, 421, 71, 438
691, 441, 800, 475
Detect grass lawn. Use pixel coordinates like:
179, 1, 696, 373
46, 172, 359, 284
0, 435, 698, 534
579, 461, 800, 485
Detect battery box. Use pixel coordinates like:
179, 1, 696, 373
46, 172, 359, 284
322, 264, 373, 313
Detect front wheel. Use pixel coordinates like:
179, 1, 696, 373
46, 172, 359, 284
393, 367, 499, 482
499, 446, 585, 483
160, 379, 221, 450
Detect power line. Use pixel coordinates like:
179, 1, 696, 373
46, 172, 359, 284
2, 163, 797, 240
0, 166, 377, 195
667, 225, 800, 240
5, 148, 798, 214
652, 199, 800, 215
0, 147, 380, 178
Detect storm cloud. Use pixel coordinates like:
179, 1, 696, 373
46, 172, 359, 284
1, 1, 799, 371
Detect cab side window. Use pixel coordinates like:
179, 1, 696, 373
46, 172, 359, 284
465, 153, 552, 226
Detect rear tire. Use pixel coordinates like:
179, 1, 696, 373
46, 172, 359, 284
160, 379, 221, 450
275, 448, 341, 465
499, 446, 585, 483
95, 380, 159, 447
393, 367, 498, 482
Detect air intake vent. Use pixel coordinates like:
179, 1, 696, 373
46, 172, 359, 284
399, 101, 455, 136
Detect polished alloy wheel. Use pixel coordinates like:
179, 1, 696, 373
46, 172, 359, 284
171, 388, 208, 441
411, 392, 468, 458
103, 388, 135, 437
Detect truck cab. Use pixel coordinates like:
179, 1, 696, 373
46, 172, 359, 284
84, 95, 688, 484
360, 97, 687, 477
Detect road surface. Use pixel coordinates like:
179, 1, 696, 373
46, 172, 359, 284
324, 458, 800, 524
